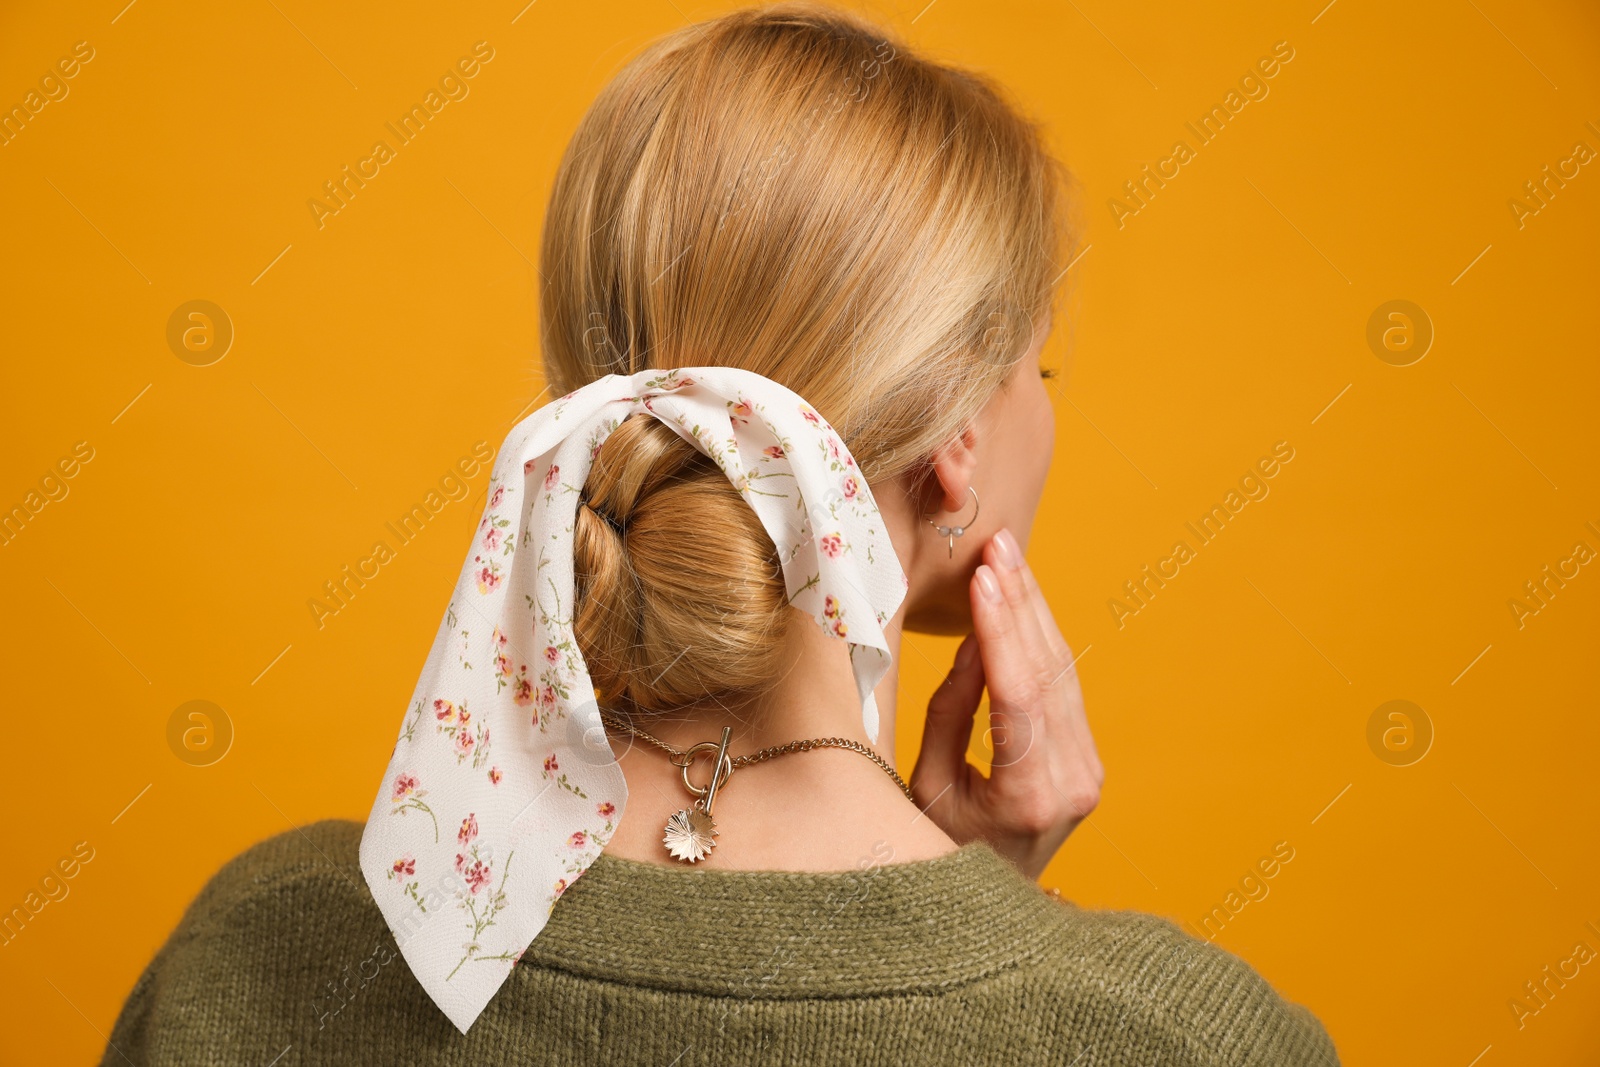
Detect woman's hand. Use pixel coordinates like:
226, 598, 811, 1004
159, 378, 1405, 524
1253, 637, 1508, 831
910, 526, 1103, 882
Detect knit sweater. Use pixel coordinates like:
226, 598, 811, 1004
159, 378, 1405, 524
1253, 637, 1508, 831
101, 819, 1338, 1066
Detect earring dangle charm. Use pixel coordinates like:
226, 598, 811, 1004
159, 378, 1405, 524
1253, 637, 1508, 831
925, 485, 980, 559
662, 726, 733, 863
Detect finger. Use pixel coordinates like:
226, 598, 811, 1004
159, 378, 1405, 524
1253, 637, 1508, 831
983, 537, 1102, 813
982, 535, 1055, 689
913, 632, 985, 798
1012, 555, 1091, 727
1009, 549, 1103, 788
968, 563, 1036, 705
993, 536, 1089, 728
966, 543, 1056, 694
1013, 552, 1072, 666
969, 562, 1049, 792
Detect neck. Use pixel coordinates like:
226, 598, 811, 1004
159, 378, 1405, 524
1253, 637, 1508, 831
598, 481, 957, 870
599, 620, 953, 870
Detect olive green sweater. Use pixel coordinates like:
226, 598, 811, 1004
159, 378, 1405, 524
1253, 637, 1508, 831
101, 819, 1338, 1065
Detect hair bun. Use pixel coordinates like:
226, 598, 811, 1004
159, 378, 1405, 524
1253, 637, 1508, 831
573, 413, 793, 714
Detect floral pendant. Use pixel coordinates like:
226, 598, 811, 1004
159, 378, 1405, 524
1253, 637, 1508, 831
663, 726, 733, 864
663, 806, 718, 862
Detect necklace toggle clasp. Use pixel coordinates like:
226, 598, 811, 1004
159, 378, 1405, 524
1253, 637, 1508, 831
670, 727, 734, 816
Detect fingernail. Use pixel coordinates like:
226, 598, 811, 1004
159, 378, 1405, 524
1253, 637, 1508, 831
994, 528, 1021, 571
976, 564, 1002, 602
954, 634, 977, 670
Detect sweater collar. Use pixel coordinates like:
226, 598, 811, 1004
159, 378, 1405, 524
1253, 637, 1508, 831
516, 839, 1062, 997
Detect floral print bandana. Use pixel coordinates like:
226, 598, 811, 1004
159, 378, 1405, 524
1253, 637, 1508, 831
358, 366, 908, 1034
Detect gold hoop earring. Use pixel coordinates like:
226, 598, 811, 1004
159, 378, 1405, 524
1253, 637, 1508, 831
923, 486, 979, 559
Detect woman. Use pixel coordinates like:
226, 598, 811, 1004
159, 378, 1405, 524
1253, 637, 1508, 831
102, 4, 1338, 1063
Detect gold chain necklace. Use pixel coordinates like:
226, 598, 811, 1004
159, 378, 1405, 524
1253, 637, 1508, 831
599, 711, 915, 864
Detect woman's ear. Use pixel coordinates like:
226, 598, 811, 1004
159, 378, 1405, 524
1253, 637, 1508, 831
928, 420, 980, 513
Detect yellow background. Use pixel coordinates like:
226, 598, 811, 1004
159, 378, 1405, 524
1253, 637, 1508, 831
2, 0, 1596, 1063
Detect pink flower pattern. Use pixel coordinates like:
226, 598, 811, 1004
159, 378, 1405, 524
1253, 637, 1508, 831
473, 557, 502, 594
388, 773, 438, 842
388, 853, 425, 910
462, 860, 492, 895
434, 698, 491, 769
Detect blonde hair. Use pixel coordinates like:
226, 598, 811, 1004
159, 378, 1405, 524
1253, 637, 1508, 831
538, 1, 1072, 716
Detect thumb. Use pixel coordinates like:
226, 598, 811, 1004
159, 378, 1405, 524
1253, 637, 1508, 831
913, 632, 985, 798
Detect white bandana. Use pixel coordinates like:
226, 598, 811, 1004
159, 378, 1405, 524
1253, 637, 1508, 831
358, 366, 908, 1034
